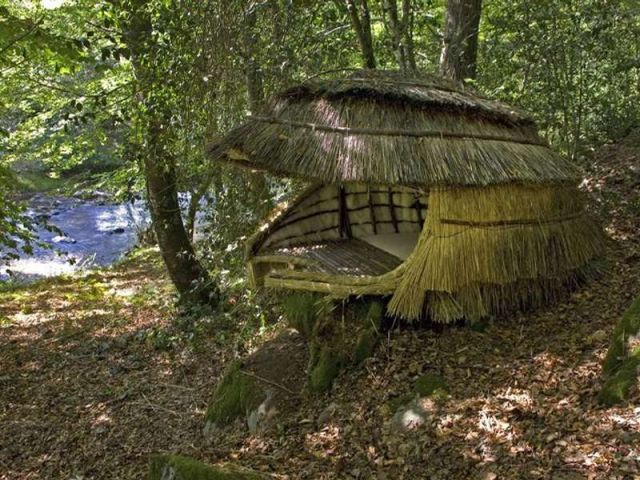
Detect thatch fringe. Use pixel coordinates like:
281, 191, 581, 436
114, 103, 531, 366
423, 261, 602, 323
387, 184, 605, 321
208, 108, 577, 186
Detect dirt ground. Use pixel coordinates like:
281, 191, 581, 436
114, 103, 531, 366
1, 135, 639, 479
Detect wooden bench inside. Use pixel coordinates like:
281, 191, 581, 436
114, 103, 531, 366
261, 238, 404, 277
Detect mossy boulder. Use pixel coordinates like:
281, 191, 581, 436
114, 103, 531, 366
599, 356, 640, 406
364, 299, 384, 324
149, 454, 268, 480
602, 296, 640, 376
599, 296, 640, 405
309, 347, 341, 393
283, 292, 325, 339
354, 328, 378, 364
305, 298, 383, 392
205, 362, 264, 427
204, 331, 308, 435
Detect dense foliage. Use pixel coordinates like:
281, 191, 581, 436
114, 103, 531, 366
1, 0, 638, 273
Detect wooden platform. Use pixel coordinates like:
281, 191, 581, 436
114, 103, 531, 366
267, 239, 404, 277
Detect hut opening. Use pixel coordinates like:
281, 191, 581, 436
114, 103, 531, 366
250, 183, 427, 275
207, 70, 604, 323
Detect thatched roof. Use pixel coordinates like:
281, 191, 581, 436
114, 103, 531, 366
207, 70, 580, 186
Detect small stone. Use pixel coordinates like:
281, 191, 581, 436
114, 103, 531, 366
390, 398, 429, 432
110, 227, 126, 234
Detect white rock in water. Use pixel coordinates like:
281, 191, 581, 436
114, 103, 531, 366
52, 235, 77, 244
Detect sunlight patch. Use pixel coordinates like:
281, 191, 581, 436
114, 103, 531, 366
42, 0, 66, 9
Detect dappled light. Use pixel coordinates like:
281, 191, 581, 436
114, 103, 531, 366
2, 0, 640, 478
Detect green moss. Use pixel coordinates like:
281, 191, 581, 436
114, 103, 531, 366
205, 362, 264, 426
598, 355, 640, 406
309, 347, 340, 393
414, 373, 449, 400
354, 329, 378, 364
468, 317, 491, 332
283, 292, 324, 338
602, 296, 640, 376
388, 393, 414, 413
149, 454, 267, 480
366, 300, 384, 324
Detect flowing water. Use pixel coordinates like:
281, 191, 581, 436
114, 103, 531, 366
1, 194, 150, 282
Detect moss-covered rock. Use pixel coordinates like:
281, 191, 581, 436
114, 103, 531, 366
388, 373, 449, 413
309, 347, 340, 393
388, 393, 415, 413
599, 296, 640, 405
283, 292, 325, 339
205, 362, 264, 427
149, 454, 268, 480
293, 297, 384, 393
414, 373, 449, 399
599, 356, 640, 406
354, 329, 378, 364
468, 317, 491, 332
602, 296, 640, 376
365, 299, 384, 324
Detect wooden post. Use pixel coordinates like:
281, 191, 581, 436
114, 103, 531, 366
368, 185, 377, 234
339, 185, 352, 238
388, 187, 399, 233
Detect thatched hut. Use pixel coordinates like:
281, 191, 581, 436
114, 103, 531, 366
207, 70, 604, 323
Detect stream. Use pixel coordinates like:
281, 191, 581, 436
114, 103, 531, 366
1, 193, 150, 282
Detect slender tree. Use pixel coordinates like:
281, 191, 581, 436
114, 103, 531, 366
117, 0, 216, 304
440, 0, 483, 82
335, 0, 377, 68
381, 0, 417, 72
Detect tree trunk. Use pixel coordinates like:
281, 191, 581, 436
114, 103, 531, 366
439, 0, 483, 82
342, 0, 376, 68
381, 0, 416, 73
119, 1, 216, 304
401, 0, 417, 71
243, 2, 264, 113
144, 132, 213, 303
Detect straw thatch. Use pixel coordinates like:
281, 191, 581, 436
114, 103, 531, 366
207, 70, 604, 323
207, 70, 580, 186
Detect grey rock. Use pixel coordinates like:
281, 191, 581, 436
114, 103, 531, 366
390, 397, 429, 432
247, 389, 277, 433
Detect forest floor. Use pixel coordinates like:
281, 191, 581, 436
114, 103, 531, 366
1, 133, 640, 480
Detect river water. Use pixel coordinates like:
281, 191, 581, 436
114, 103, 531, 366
1, 194, 150, 282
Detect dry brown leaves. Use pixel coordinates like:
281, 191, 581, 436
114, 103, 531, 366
2, 135, 640, 479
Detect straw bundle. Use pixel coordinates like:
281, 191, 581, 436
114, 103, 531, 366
387, 184, 604, 321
